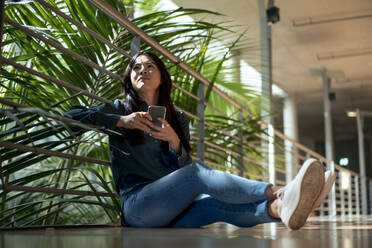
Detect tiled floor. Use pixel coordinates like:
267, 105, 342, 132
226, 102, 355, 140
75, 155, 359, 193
1, 216, 372, 248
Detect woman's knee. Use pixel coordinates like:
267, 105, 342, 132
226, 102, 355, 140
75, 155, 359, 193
179, 161, 213, 182
188, 161, 211, 173
123, 203, 173, 227
123, 200, 154, 227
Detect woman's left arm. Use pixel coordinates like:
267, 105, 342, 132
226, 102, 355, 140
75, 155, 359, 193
150, 112, 192, 166
149, 118, 181, 152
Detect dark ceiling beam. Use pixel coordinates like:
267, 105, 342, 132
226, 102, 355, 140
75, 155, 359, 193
293, 10, 372, 27
317, 48, 372, 60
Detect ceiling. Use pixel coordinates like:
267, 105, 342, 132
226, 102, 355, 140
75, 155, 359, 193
172, 0, 372, 147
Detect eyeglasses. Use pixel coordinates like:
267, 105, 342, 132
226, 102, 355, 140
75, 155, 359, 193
132, 62, 157, 72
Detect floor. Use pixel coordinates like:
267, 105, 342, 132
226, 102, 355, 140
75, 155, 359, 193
1, 216, 372, 248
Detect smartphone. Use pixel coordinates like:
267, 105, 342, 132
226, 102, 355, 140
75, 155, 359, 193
148, 105, 166, 128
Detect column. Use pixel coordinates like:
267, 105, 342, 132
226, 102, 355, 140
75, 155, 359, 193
0, 0, 5, 65
322, 68, 334, 162
369, 181, 372, 214
283, 95, 298, 182
233, 51, 244, 175
197, 83, 204, 161
348, 179, 352, 216
322, 68, 336, 216
339, 171, 345, 216
356, 109, 368, 215
355, 175, 361, 215
258, 0, 274, 183
238, 110, 244, 175
328, 161, 337, 216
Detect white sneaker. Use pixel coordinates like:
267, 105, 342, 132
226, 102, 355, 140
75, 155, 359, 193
274, 158, 325, 230
311, 170, 337, 212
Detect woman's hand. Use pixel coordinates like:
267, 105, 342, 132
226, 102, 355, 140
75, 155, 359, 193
150, 118, 181, 153
116, 112, 154, 133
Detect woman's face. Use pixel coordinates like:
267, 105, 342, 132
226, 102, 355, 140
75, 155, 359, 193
130, 55, 161, 96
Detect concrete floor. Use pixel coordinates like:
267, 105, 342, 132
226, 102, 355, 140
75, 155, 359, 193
1, 216, 372, 248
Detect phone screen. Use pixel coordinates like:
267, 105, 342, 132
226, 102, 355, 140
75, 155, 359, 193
148, 105, 166, 128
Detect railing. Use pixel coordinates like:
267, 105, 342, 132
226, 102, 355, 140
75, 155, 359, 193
0, 0, 371, 227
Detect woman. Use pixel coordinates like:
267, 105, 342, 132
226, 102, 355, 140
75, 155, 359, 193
66, 51, 334, 230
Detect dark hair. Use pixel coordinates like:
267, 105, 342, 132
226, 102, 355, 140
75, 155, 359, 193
122, 51, 191, 153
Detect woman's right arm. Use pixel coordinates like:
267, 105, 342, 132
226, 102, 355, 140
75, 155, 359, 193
65, 102, 122, 131
116, 112, 153, 133
65, 101, 154, 133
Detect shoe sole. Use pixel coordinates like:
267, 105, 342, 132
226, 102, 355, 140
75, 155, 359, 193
288, 160, 324, 230
311, 171, 337, 212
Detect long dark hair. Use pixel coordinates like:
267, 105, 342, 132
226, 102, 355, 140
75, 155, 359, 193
122, 51, 191, 153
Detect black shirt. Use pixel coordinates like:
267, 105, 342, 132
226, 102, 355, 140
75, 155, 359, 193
65, 99, 192, 194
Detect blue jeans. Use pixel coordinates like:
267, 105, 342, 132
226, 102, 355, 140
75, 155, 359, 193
121, 161, 280, 227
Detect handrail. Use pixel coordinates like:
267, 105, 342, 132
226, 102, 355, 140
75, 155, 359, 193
0, 57, 111, 104
0, 97, 261, 170
0, 97, 123, 137
172, 83, 225, 115
0, 141, 110, 166
0, 184, 114, 197
0, 98, 261, 172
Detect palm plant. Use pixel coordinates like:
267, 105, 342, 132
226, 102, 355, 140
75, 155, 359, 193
0, 0, 264, 227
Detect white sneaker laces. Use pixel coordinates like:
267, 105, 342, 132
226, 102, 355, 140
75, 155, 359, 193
273, 179, 296, 213
274, 178, 295, 198
273, 186, 287, 199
